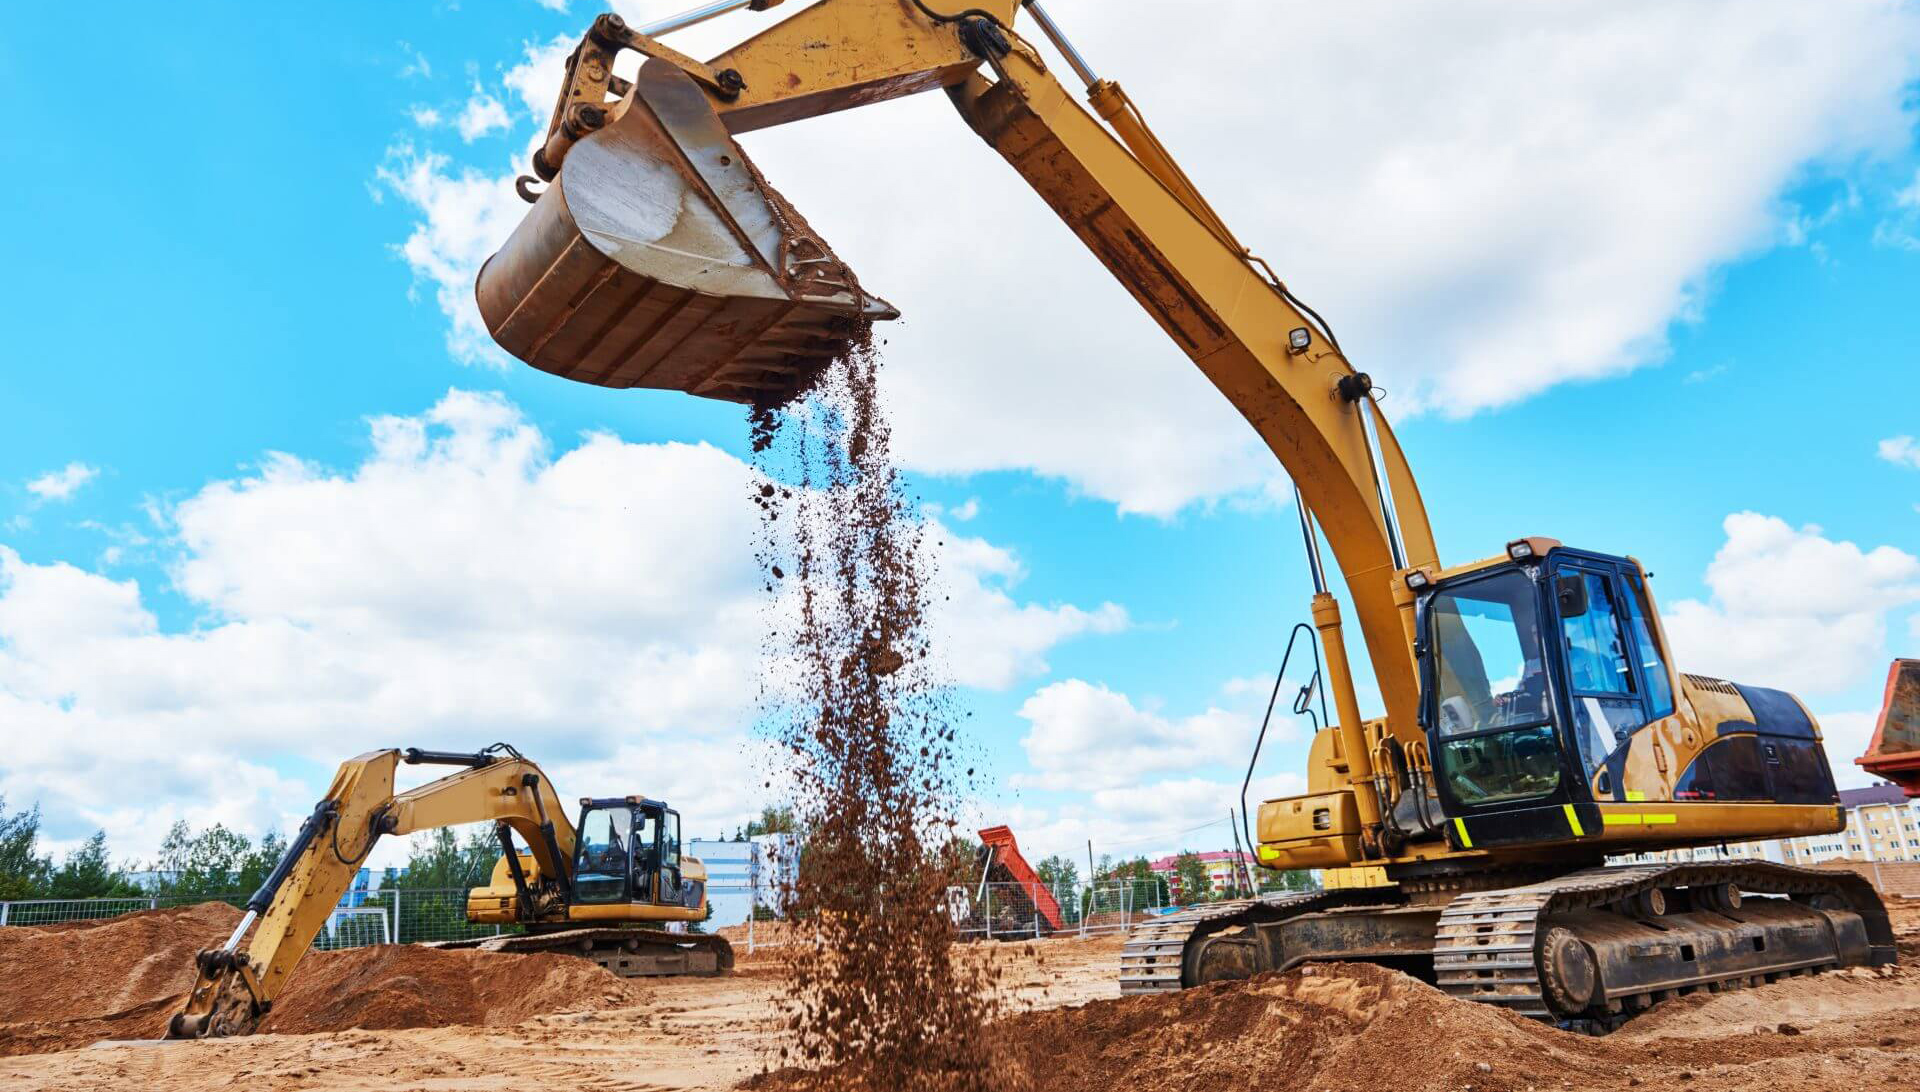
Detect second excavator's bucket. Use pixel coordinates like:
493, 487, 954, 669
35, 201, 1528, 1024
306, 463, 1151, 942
1859, 658, 1920, 797
477, 59, 895, 406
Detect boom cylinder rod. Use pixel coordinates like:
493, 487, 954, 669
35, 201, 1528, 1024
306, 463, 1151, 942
1342, 376, 1409, 572
639, 0, 758, 38
1021, 1, 1099, 88
1295, 485, 1328, 595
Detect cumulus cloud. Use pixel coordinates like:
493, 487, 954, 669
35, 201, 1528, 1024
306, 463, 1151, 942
1874, 169, 1920, 250
1011, 678, 1296, 792
1879, 435, 1920, 469
24, 462, 99, 502
456, 91, 512, 143
382, 2, 1920, 516
1661, 512, 1920, 696
0, 390, 1121, 862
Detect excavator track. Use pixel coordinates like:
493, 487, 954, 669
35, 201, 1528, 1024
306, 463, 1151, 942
429, 927, 734, 978
1119, 889, 1360, 994
1434, 861, 1894, 1032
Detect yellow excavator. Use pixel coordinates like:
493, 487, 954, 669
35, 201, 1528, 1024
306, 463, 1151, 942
167, 744, 730, 1039
475, 0, 1894, 1030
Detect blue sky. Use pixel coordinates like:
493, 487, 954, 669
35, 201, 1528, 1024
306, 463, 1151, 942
3, 1, 1919, 870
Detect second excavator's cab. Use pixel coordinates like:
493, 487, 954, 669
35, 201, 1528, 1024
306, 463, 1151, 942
572, 797, 684, 905
1418, 545, 1687, 844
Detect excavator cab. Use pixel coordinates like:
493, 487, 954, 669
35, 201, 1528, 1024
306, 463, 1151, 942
1422, 544, 1842, 846
572, 797, 684, 905
1423, 547, 1689, 840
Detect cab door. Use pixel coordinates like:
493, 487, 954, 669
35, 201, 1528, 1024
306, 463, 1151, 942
657, 809, 683, 905
1545, 552, 1677, 799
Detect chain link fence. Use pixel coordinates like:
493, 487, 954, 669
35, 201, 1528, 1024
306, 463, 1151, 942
1, 876, 1318, 950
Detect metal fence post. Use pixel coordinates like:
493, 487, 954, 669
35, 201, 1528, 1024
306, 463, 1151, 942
393, 889, 402, 945
985, 886, 993, 940
0, 901, 9, 927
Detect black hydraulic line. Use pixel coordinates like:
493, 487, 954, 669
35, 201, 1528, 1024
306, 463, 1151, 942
247, 799, 336, 913
908, 0, 1009, 28
1239, 622, 1327, 864
495, 821, 534, 920
402, 747, 497, 767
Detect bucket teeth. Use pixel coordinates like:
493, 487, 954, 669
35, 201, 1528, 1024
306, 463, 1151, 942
478, 58, 894, 406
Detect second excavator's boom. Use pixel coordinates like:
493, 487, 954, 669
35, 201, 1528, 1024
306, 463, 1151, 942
167, 745, 578, 1038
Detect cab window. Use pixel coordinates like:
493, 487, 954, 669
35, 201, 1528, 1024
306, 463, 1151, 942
574, 806, 632, 904
659, 810, 682, 904
1623, 575, 1675, 719
1428, 571, 1562, 807
1559, 572, 1633, 696
632, 807, 660, 901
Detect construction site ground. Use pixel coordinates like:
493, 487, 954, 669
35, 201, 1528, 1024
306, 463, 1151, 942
1, 899, 1916, 1091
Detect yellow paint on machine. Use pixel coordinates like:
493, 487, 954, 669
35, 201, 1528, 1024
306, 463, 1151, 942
1602, 812, 1678, 827
1562, 804, 1585, 837
1453, 817, 1473, 848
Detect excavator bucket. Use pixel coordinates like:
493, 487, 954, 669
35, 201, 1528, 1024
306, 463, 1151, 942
476, 58, 895, 405
1858, 658, 1920, 797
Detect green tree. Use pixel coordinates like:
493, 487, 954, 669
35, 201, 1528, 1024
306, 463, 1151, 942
155, 821, 255, 897
735, 806, 798, 840
0, 797, 52, 899
1172, 850, 1212, 905
1035, 854, 1079, 887
45, 831, 143, 899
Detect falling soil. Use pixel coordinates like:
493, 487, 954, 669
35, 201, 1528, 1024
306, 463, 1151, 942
748, 321, 1012, 1091
0, 903, 645, 1057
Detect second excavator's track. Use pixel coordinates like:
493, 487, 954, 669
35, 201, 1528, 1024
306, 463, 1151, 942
428, 927, 735, 978
1433, 860, 1894, 1032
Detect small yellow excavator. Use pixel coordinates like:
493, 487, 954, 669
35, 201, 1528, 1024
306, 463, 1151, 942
166, 744, 730, 1039
475, 0, 1894, 1031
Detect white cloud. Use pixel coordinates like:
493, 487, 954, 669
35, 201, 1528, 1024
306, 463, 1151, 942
1814, 709, 1884, 790
532, 0, 569, 10
0, 391, 1120, 862
1878, 435, 1920, 469
950, 498, 979, 522
386, 3, 1920, 515
456, 91, 512, 143
1873, 169, 1920, 250
374, 146, 531, 363
409, 105, 443, 129
25, 462, 99, 502
1662, 512, 1920, 696
1683, 364, 1730, 385
397, 42, 432, 81
1011, 678, 1290, 792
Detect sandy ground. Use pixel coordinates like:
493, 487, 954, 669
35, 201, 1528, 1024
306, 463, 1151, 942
2, 905, 1915, 1092
0, 933, 1127, 1092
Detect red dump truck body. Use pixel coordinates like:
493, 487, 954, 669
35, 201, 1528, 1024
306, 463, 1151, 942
976, 825, 1064, 933
1859, 659, 1920, 797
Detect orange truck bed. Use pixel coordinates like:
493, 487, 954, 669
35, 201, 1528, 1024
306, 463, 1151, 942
977, 825, 1064, 933
1859, 659, 1920, 797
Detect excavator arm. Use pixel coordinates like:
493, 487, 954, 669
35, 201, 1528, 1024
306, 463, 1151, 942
479, 0, 1438, 834
166, 745, 577, 1039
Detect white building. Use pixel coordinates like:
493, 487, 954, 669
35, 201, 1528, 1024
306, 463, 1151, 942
1618, 783, 1919, 866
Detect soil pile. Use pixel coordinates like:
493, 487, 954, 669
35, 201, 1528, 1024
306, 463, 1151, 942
750, 322, 1010, 1091
259, 945, 645, 1034
0, 902, 242, 1055
0, 903, 647, 1057
753, 957, 1920, 1092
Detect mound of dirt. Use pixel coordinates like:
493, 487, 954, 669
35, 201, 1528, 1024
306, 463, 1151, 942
0, 903, 649, 1057
260, 944, 646, 1034
0, 902, 242, 1055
